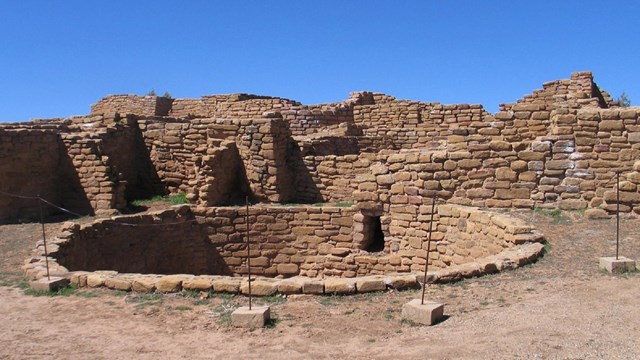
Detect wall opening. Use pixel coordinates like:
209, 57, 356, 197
362, 215, 385, 252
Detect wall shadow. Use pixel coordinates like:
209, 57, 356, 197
101, 122, 167, 202
54, 140, 94, 218
55, 220, 233, 276
286, 137, 323, 203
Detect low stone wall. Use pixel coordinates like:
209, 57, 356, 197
23, 204, 545, 295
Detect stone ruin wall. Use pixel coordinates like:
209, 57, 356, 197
2, 71, 640, 224
25, 203, 543, 285
0, 128, 65, 220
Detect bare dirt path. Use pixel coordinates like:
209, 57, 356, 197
1, 210, 639, 359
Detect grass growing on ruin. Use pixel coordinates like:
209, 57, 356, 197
131, 193, 189, 206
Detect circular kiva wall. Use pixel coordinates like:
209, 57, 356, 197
23, 203, 545, 295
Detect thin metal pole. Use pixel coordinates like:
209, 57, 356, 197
616, 171, 620, 260
245, 196, 252, 310
38, 196, 51, 281
421, 195, 437, 305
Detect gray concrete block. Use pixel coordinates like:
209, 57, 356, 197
401, 299, 444, 326
599, 256, 637, 273
232, 306, 271, 328
29, 277, 69, 292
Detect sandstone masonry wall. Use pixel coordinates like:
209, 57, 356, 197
26, 204, 543, 286
0, 129, 64, 220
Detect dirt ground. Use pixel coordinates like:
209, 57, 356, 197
0, 209, 639, 360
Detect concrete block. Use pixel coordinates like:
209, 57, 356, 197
29, 277, 69, 292
401, 299, 444, 326
232, 306, 271, 328
599, 257, 637, 273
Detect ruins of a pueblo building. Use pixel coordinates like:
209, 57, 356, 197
3, 71, 640, 295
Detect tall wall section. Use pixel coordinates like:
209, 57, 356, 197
2, 71, 639, 222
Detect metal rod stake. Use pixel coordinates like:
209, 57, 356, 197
38, 196, 51, 281
246, 196, 252, 310
421, 195, 437, 305
616, 171, 620, 260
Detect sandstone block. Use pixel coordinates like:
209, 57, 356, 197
489, 141, 511, 151
277, 279, 302, 294
131, 277, 157, 293
156, 276, 183, 293
276, 263, 299, 275
105, 278, 132, 291
546, 159, 574, 170
376, 174, 395, 186
355, 277, 387, 293
86, 274, 107, 288
495, 188, 530, 199
385, 275, 418, 290
496, 167, 517, 181
324, 278, 356, 294
182, 279, 213, 291
599, 120, 624, 131
604, 190, 640, 203
518, 151, 545, 161
241, 279, 277, 296
585, 208, 609, 219
213, 278, 240, 293
301, 279, 324, 294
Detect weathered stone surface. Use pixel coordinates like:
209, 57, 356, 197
324, 278, 356, 294
301, 279, 324, 294
213, 278, 240, 293
355, 276, 386, 292
131, 277, 157, 293
241, 279, 277, 296
156, 276, 183, 293
277, 279, 302, 294
105, 278, 132, 291
182, 278, 213, 291
585, 208, 609, 219
86, 274, 108, 288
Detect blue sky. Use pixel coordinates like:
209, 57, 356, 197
1, 1, 638, 122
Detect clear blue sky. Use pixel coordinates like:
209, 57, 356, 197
1, 1, 638, 122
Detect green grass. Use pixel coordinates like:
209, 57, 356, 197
0, 272, 29, 290
182, 289, 201, 298
319, 294, 349, 307
256, 294, 287, 305
384, 311, 395, 321
171, 305, 193, 311
543, 240, 553, 254
24, 284, 80, 297
125, 292, 163, 311
131, 193, 189, 206
264, 317, 280, 329
211, 303, 236, 326
533, 208, 568, 224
